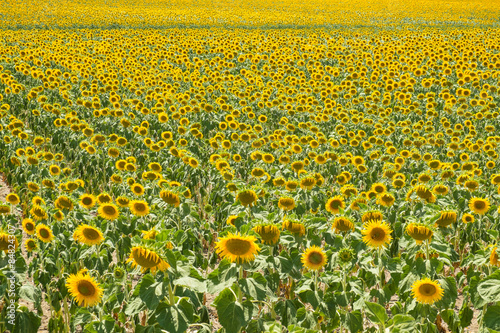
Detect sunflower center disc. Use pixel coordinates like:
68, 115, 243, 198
419, 283, 436, 296
83, 228, 100, 240
371, 227, 385, 241
78, 281, 96, 296
135, 203, 146, 212
226, 238, 252, 255
474, 201, 485, 209
103, 206, 117, 215
82, 198, 92, 205
40, 229, 49, 238
26, 223, 34, 231
308, 252, 324, 265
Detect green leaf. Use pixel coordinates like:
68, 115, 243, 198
341, 310, 363, 333
213, 288, 253, 332
484, 305, 500, 331
13, 307, 41, 333
365, 301, 388, 324
436, 277, 457, 308
239, 273, 267, 301
124, 297, 146, 316
459, 303, 473, 328
390, 314, 418, 332
174, 276, 206, 293
155, 301, 193, 333
19, 284, 42, 308
477, 279, 500, 303
74, 308, 92, 327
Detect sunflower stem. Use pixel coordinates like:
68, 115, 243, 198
168, 281, 175, 306
63, 296, 70, 333
378, 248, 385, 288
314, 270, 318, 292
238, 265, 244, 303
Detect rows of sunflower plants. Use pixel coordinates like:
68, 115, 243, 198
0, 23, 499, 333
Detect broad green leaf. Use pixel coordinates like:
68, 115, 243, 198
213, 287, 253, 332
12, 307, 41, 333
19, 284, 42, 308
174, 276, 206, 293
484, 305, 500, 331
341, 310, 363, 333
477, 279, 500, 303
365, 301, 388, 324
239, 273, 268, 301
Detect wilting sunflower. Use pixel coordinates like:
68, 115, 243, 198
435, 211, 457, 227
96, 193, 113, 204
73, 225, 104, 246
36, 224, 54, 243
411, 278, 444, 305
66, 271, 103, 307
332, 216, 355, 233
299, 176, 316, 190
127, 246, 170, 274
55, 195, 74, 211
278, 197, 296, 211
25, 238, 37, 252
5, 193, 20, 205
405, 223, 433, 244
0, 232, 18, 252
361, 210, 383, 222
129, 200, 150, 217
237, 189, 258, 207
377, 193, 395, 207
253, 224, 280, 245
490, 246, 499, 267
22, 218, 36, 235
160, 190, 180, 207
433, 184, 449, 196
282, 219, 306, 236
325, 196, 345, 214
462, 213, 474, 224
30, 205, 48, 221
468, 197, 490, 215
413, 185, 435, 202
361, 220, 392, 249
98, 203, 120, 221
79, 194, 96, 209
215, 233, 260, 263
301, 245, 327, 271
141, 228, 159, 240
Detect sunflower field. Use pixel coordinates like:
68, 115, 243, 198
1, 1, 500, 332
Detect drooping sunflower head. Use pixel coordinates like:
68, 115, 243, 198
116, 196, 130, 208
282, 219, 306, 236
435, 210, 457, 228
301, 245, 328, 271
30, 205, 48, 221
299, 176, 316, 190
129, 200, 150, 217
361, 210, 383, 223
66, 271, 103, 307
253, 224, 280, 245
0, 232, 18, 252
55, 195, 74, 211
73, 224, 104, 246
405, 223, 433, 244
377, 193, 395, 207
96, 193, 112, 204
361, 220, 392, 249
278, 197, 296, 211
36, 223, 54, 243
215, 233, 260, 263
325, 196, 345, 214
97, 203, 120, 221
127, 246, 170, 274
433, 184, 449, 196
160, 190, 180, 207
468, 197, 490, 215
414, 185, 433, 200
332, 216, 355, 233
411, 278, 444, 305
236, 189, 258, 207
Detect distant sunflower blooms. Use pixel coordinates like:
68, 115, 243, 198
411, 278, 444, 305
130, 183, 145, 196
25, 238, 37, 252
66, 271, 103, 307
55, 195, 74, 211
301, 246, 327, 271
377, 193, 395, 207
141, 227, 159, 240
5, 193, 20, 205
160, 190, 181, 207
79, 194, 96, 209
253, 224, 280, 245
412, 185, 436, 203
22, 218, 36, 235
127, 246, 170, 274
215, 233, 260, 263
73, 225, 104, 246
435, 211, 457, 227
30, 205, 48, 221
237, 189, 258, 207
96, 193, 113, 204
490, 246, 499, 267
332, 216, 355, 233
282, 219, 306, 236
278, 197, 295, 211
405, 223, 433, 244
433, 184, 449, 196
129, 200, 150, 217
36, 223, 54, 243
299, 176, 316, 190
462, 213, 474, 224
468, 197, 490, 215
325, 196, 345, 214
491, 174, 500, 185
370, 183, 387, 194
361, 220, 392, 249
116, 196, 130, 207
98, 203, 120, 221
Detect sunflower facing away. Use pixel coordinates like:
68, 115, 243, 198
301, 245, 328, 271
236, 189, 258, 207
468, 197, 490, 215
405, 223, 433, 244
332, 216, 355, 233
253, 224, 280, 245
411, 278, 444, 305
127, 246, 170, 274
0, 232, 18, 253
73, 225, 104, 246
160, 190, 181, 207
66, 271, 103, 307
361, 220, 393, 249
435, 211, 457, 228
278, 197, 296, 211
215, 233, 260, 263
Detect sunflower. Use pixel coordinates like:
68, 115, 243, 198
53, 210, 64, 222
436, 211, 457, 227
405, 223, 433, 244
36, 224, 54, 243
25, 238, 37, 252
301, 245, 327, 271
226, 215, 238, 227
338, 247, 356, 264
285, 180, 299, 191
462, 213, 474, 224
300, 176, 316, 190
141, 228, 159, 240
131, 183, 145, 196
325, 196, 345, 214
79, 194, 96, 209
490, 246, 499, 267
160, 190, 181, 207
0, 205, 10, 214
282, 219, 306, 236
332, 216, 355, 233
433, 184, 449, 196
30, 205, 48, 221
97, 203, 120, 221
66, 271, 103, 307
278, 197, 295, 211
6, 193, 20, 205
413, 185, 434, 201
127, 246, 170, 274
468, 197, 490, 215
0, 232, 18, 252
22, 218, 36, 235
215, 233, 260, 263
371, 183, 387, 194
361, 220, 392, 249
129, 200, 150, 216
411, 278, 444, 305
55, 195, 74, 211
73, 225, 104, 246
253, 224, 280, 245
377, 193, 395, 207
97, 193, 113, 204
237, 189, 258, 207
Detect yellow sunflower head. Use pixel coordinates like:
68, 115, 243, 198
490, 246, 499, 267
435, 211, 457, 228
332, 216, 355, 233
253, 224, 280, 245
462, 213, 474, 224
129, 200, 150, 217
468, 197, 490, 215
405, 223, 433, 244
325, 196, 345, 214
98, 203, 120, 221
160, 190, 181, 207
0, 232, 18, 253
361, 220, 392, 249
361, 210, 383, 222
25, 238, 37, 252
6, 193, 20, 205
66, 271, 103, 307
215, 233, 260, 264
282, 219, 306, 236
236, 189, 258, 207
73, 225, 104, 246
301, 245, 328, 271
278, 197, 296, 211
411, 278, 444, 305
127, 246, 170, 274
36, 223, 54, 243
22, 218, 36, 235
79, 194, 96, 209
